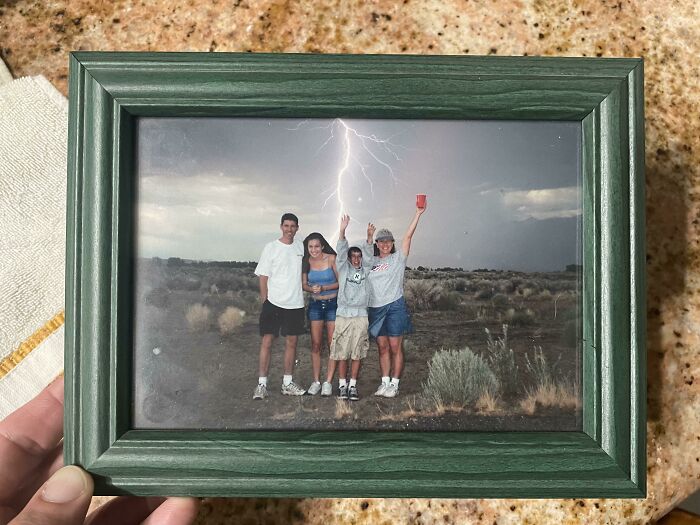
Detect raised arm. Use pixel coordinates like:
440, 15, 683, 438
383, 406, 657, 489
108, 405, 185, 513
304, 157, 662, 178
336, 214, 350, 262
366, 222, 376, 245
362, 222, 376, 260
402, 204, 427, 256
339, 214, 350, 241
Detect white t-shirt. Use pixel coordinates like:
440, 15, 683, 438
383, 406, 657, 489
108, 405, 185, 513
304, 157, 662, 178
254, 239, 304, 309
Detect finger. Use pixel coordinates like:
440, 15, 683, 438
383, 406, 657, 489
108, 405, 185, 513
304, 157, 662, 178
9, 466, 93, 525
0, 377, 64, 503
10, 443, 64, 514
84, 496, 167, 525
141, 498, 200, 525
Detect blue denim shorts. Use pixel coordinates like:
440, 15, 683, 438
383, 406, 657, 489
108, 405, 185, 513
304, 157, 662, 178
307, 297, 338, 322
368, 296, 414, 338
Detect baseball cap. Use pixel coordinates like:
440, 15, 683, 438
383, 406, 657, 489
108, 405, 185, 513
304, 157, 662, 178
375, 228, 394, 241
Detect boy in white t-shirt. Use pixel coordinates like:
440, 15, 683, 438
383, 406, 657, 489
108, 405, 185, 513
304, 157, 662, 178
252, 213, 307, 399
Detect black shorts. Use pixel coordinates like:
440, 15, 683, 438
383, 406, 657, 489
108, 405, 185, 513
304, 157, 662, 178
259, 300, 306, 337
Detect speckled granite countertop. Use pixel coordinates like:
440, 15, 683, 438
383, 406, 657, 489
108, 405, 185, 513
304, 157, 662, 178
1, 1, 698, 523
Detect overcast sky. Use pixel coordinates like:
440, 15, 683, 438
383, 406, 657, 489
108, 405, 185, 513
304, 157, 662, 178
136, 117, 581, 272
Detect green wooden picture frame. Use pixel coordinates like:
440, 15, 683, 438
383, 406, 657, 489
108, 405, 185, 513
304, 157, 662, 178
65, 52, 645, 498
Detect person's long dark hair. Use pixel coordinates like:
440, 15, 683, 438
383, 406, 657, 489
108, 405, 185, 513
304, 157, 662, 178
302, 232, 337, 273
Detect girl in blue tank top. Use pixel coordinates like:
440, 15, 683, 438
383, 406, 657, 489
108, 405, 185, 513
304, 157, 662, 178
306, 266, 336, 296
302, 233, 339, 395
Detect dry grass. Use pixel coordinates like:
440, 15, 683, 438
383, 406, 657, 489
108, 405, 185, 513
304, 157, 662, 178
334, 399, 355, 419
484, 325, 518, 398
376, 396, 420, 421
475, 305, 489, 321
504, 307, 536, 326
270, 411, 296, 421
475, 392, 502, 414
433, 401, 447, 416
185, 303, 210, 332
273, 398, 320, 419
217, 306, 246, 335
413, 393, 503, 417
412, 400, 468, 419
403, 397, 418, 418
520, 396, 537, 415
519, 382, 580, 415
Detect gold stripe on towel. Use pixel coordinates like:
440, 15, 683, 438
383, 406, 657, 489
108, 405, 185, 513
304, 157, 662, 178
0, 310, 65, 378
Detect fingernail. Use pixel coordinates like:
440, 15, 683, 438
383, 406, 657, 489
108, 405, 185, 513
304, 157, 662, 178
41, 466, 88, 503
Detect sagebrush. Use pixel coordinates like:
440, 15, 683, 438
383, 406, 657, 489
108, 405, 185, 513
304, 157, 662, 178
403, 279, 442, 311
421, 347, 499, 409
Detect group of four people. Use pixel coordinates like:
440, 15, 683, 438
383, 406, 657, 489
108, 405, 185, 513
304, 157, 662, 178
252, 204, 426, 401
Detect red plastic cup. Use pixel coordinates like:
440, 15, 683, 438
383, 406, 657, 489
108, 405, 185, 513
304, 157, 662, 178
416, 193, 427, 209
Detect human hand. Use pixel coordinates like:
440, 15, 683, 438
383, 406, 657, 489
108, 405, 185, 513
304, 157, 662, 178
0, 377, 199, 525
339, 214, 350, 232
416, 202, 427, 215
367, 222, 376, 241
310, 284, 322, 294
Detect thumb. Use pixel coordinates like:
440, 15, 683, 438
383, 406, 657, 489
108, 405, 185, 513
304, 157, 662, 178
10, 466, 94, 525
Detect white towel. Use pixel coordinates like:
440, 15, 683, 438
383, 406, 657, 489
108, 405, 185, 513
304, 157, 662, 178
0, 63, 68, 419
0, 59, 12, 85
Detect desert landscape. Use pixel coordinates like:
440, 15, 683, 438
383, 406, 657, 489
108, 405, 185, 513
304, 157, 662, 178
132, 257, 582, 432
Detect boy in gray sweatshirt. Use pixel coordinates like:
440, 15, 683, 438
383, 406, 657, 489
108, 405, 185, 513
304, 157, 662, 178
321, 214, 371, 400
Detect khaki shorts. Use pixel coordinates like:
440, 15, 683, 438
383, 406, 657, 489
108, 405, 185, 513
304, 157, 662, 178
330, 316, 369, 361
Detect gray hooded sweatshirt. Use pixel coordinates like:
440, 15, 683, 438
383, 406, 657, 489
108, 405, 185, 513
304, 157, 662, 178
335, 238, 371, 317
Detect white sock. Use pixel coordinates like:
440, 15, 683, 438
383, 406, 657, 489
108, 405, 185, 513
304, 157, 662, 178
349, 378, 357, 387
339, 378, 347, 387
391, 378, 400, 387
283, 375, 293, 386
258, 377, 267, 386
311, 380, 320, 385
381, 376, 390, 385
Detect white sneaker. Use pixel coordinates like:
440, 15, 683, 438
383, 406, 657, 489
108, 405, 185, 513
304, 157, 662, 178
384, 383, 399, 398
281, 381, 306, 396
307, 382, 321, 395
374, 383, 389, 397
321, 382, 332, 396
253, 383, 267, 400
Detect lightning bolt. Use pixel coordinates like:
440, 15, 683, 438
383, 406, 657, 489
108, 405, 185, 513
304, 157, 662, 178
289, 118, 403, 221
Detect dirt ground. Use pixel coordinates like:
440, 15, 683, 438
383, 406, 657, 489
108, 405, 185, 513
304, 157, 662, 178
132, 259, 582, 431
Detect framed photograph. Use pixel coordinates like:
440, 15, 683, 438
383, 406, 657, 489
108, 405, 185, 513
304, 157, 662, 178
65, 52, 645, 497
